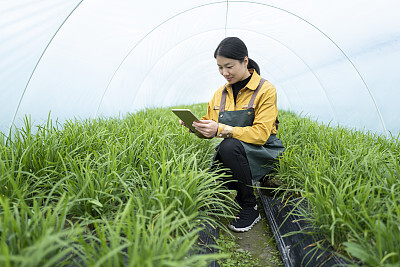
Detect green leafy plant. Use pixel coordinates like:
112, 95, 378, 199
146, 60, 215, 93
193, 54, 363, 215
0, 103, 235, 266
275, 111, 400, 266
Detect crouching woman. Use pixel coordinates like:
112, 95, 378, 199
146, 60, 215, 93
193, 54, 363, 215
180, 37, 285, 232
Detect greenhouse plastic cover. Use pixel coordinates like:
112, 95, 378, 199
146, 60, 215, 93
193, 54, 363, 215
1, 0, 399, 137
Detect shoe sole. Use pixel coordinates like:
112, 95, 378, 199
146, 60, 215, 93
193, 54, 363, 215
228, 214, 261, 232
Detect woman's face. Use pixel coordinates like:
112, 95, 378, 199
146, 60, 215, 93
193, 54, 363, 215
216, 55, 249, 84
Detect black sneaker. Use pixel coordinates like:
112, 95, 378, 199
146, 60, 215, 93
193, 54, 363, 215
228, 205, 261, 232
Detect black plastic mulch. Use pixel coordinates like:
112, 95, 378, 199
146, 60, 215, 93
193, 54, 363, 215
257, 187, 350, 267
196, 221, 220, 267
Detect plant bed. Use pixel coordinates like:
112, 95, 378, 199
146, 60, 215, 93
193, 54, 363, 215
0, 105, 234, 266
270, 111, 400, 266
257, 187, 349, 266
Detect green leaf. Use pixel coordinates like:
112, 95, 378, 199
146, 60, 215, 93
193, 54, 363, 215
343, 242, 378, 265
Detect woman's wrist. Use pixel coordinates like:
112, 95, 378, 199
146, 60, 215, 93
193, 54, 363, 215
215, 123, 220, 136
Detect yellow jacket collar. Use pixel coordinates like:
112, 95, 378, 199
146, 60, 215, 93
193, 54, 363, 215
246, 69, 261, 91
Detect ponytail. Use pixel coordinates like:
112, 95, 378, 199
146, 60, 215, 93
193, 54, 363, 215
248, 58, 260, 75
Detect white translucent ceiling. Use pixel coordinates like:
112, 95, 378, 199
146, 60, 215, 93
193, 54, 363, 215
1, 0, 399, 137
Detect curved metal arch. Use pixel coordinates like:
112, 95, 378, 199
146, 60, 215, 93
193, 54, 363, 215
232, 28, 338, 124
106, 25, 333, 122
15, 1, 385, 135
232, 0, 388, 136
9, 0, 84, 135
143, 46, 293, 111
126, 30, 225, 112
258, 66, 293, 112
124, 28, 301, 114
161, 61, 217, 107
94, 1, 227, 117
225, 0, 230, 37
95, 0, 362, 130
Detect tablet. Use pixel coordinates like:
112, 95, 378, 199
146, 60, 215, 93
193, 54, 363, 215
172, 109, 201, 135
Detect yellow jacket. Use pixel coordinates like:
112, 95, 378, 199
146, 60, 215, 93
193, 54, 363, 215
201, 69, 278, 146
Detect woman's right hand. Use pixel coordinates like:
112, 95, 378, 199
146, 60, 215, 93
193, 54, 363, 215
192, 120, 218, 138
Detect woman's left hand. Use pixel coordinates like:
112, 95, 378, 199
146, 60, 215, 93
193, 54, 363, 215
192, 120, 218, 138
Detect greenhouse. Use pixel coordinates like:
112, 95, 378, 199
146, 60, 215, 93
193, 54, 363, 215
1, 0, 399, 266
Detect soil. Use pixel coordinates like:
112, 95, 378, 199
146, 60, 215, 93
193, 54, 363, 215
229, 191, 283, 267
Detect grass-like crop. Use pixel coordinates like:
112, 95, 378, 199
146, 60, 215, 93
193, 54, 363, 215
2, 103, 398, 266
275, 111, 400, 266
0, 103, 236, 266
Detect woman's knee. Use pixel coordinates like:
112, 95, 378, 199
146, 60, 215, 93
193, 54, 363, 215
218, 138, 245, 158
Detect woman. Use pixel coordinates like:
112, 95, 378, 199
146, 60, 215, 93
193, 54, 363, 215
180, 37, 284, 232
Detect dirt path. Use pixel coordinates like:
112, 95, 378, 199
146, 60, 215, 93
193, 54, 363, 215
228, 192, 283, 267
215, 190, 284, 267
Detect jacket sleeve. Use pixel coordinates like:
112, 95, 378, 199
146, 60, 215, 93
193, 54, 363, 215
201, 100, 213, 121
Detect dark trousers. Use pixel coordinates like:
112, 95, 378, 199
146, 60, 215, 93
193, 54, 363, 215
215, 138, 256, 208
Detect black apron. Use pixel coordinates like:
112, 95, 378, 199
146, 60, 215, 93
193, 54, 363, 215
214, 78, 285, 181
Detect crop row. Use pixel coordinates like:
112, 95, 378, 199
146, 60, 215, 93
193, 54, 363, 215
276, 111, 400, 266
2, 103, 398, 266
0, 104, 234, 266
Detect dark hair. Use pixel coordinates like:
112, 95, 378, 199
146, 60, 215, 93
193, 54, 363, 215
214, 37, 260, 74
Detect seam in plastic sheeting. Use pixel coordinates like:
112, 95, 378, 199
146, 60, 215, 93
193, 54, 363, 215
95, 1, 323, 118
97, 1, 338, 124
243, 29, 338, 125
231, 0, 388, 137
125, 27, 329, 118
94, 0, 340, 120
262, 68, 292, 111
94, 1, 226, 118
123, 30, 293, 113
9, 0, 84, 136
127, 30, 225, 112
224, 0, 229, 37
10, 1, 388, 137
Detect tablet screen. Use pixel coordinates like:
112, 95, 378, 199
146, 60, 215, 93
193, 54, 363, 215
172, 109, 201, 134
